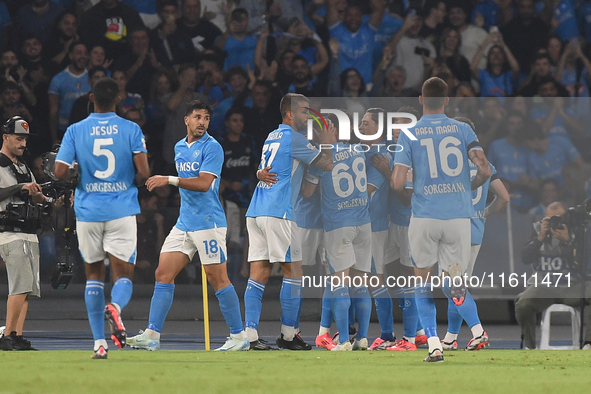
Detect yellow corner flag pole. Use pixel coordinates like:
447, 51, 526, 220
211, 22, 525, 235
201, 265, 210, 350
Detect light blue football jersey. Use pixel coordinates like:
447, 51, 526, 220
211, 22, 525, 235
246, 124, 320, 220
394, 114, 480, 220
365, 146, 391, 232
307, 143, 370, 232
48, 68, 91, 133
293, 130, 322, 229
387, 150, 412, 227
471, 161, 497, 245
293, 185, 323, 229
174, 132, 227, 232
55, 112, 147, 222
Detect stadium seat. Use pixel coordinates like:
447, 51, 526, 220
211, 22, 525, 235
539, 304, 580, 350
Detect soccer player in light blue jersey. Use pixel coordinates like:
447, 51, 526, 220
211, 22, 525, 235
292, 123, 330, 349
440, 117, 510, 351
368, 107, 428, 351
392, 77, 492, 362
126, 100, 249, 352
54, 77, 151, 359
355, 108, 397, 351
302, 125, 372, 352
244, 93, 334, 351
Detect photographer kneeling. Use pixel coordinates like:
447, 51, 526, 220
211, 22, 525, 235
0, 117, 55, 351
515, 201, 591, 349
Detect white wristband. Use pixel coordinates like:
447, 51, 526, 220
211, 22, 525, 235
168, 176, 180, 187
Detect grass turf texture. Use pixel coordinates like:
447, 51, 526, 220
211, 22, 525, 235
2, 350, 591, 393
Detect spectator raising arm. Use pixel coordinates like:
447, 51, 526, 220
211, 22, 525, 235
537, 97, 584, 136
306, 0, 326, 27
310, 37, 329, 77
384, 13, 418, 55
555, 40, 591, 86
326, 0, 342, 27
470, 33, 495, 78
368, 0, 387, 30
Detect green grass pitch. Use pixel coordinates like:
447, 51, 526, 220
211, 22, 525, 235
2, 350, 591, 393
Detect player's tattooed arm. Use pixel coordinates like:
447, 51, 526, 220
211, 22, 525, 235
468, 148, 492, 190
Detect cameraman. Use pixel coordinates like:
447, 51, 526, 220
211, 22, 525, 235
515, 201, 591, 349
0, 116, 52, 351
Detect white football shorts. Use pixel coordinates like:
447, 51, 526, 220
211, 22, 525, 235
77, 216, 137, 264
160, 226, 228, 265
246, 216, 302, 263
385, 222, 412, 268
324, 223, 372, 274
370, 229, 389, 275
408, 217, 471, 273
294, 224, 325, 266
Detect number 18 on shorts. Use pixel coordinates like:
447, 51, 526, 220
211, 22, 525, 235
161, 227, 228, 264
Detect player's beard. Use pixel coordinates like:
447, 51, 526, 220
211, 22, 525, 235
192, 126, 206, 138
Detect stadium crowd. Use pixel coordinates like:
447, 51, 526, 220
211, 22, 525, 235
0, 0, 589, 286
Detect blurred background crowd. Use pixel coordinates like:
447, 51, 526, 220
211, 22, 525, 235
0, 0, 590, 285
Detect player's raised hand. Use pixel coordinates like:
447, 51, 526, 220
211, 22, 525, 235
328, 38, 340, 57
146, 175, 170, 191
257, 166, 278, 186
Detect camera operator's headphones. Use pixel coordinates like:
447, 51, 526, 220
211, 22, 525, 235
2, 116, 36, 137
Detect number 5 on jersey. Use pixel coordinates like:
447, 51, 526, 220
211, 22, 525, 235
93, 138, 116, 179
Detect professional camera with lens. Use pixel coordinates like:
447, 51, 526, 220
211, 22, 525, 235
1, 190, 53, 233
40, 146, 78, 199
565, 198, 591, 227
41, 146, 78, 290
548, 215, 565, 230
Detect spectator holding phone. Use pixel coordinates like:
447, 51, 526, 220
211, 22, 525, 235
387, 12, 436, 90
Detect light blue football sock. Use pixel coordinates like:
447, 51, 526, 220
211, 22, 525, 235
320, 286, 333, 329
415, 283, 438, 338
351, 286, 371, 339
294, 296, 304, 330
442, 282, 481, 329
447, 298, 463, 335
110, 277, 132, 310
244, 279, 265, 331
280, 278, 301, 327
146, 282, 175, 333
332, 286, 351, 344
216, 284, 244, 335
348, 302, 356, 328
371, 286, 395, 341
402, 286, 420, 338
85, 280, 105, 341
